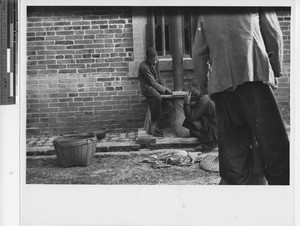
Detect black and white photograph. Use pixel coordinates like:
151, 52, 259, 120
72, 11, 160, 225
25, 6, 290, 185
0, 0, 299, 225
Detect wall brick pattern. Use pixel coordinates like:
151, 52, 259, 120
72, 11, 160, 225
27, 7, 146, 135
274, 8, 290, 124
26, 7, 291, 135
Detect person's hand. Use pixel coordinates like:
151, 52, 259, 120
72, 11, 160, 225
164, 87, 173, 95
275, 77, 279, 88
265, 77, 278, 90
184, 91, 192, 104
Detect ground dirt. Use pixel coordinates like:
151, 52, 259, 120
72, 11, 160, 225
26, 153, 221, 185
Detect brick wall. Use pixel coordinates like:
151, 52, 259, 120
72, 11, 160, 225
275, 7, 291, 125
26, 7, 291, 135
27, 7, 146, 135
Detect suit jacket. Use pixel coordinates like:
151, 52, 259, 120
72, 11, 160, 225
138, 60, 166, 96
192, 7, 284, 95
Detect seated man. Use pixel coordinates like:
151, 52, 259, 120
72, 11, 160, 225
138, 47, 173, 137
183, 78, 218, 151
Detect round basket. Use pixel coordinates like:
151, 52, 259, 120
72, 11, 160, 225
53, 134, 97, 167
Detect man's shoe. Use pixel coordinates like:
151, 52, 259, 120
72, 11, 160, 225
149, 130, 164, 137
155, 128, 164, 136
148, 121, 164, 137
149, 123, 164, 137
154, 122, 164, 136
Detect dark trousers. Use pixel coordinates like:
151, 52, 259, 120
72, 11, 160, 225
211, 82, 289, 185
182, 118, 218, 151
144, 88, 162, 122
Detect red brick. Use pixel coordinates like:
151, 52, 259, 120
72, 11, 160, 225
78, 69, 97, 73
48, 65, 66, 69
105, 87, 114, 91
75, 40, 93, 44
37, 50, 56, 55
58, 69, 77, 74
30, 113, 49, 118
27, 70, 39, 76
116, 68, 128, 72
67, 64, 86, 69
65, 35, 84, 40
94, 48, 114, 54
97, 68, 115, 73
27, 27, 45, 32
103, 100, 121, 106
38, 70, 58, 75
49, 102, 68, 108
94, 97, 112, 102
29, 103, 49, 109
38, 60, 56, 65
58, 107, 79, 113
91, 63, 110, 68
94, 111, 111, 116
40, 108, 59, 113
66, 45, 85, 49
76, 59, 95, 64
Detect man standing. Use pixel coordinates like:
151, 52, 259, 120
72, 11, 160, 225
138, 47, 173, 137
183, 78, 218, 152
192, 7, 289, 185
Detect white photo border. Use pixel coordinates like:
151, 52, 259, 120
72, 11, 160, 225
10, 0, 299, 225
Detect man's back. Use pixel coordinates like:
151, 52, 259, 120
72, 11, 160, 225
138, 60, 165, 95
192, 8, 283, 94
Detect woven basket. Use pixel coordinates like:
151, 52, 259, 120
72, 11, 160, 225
53, 134, 97, 167
199, 154, 219, 173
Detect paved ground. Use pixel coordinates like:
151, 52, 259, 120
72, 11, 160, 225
26, 128, 220, 185
26, 125, 289, 185
26, 128, 200, 156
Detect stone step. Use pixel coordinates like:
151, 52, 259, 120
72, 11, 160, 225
26, 135, 199, 156
97, 141, 140, 152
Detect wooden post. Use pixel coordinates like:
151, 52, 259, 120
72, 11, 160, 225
150, 7, 156, 49
169, 8, 190, 137
161, 8, 166, 56
169, 7, 184, 91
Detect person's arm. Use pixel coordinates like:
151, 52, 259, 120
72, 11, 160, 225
140, 65, 166, 94
192, 17, 210, 95
183, 92, 192, 120
184, 95, 210, 122
259, 8, 284, 78
155, 61, 173, 94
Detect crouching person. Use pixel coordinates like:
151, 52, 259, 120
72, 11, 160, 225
138, 47, 173, 137
183, 78, 218, 151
